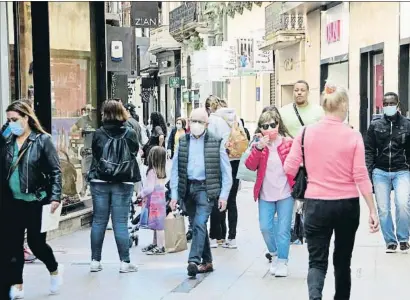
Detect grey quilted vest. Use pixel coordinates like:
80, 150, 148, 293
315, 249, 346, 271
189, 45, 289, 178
177, 131, 222, 201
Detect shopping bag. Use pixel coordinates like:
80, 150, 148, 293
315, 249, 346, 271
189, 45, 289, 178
164, 213, 188, 253
236, 145, 257, 182
139, 200, 149, 229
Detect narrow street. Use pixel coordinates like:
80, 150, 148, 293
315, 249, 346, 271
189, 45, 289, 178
22, 182, 410, 300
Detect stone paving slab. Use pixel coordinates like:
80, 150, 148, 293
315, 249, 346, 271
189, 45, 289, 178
19, 182, 410, 299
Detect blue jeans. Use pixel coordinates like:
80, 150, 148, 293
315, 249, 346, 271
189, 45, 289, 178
90, 182, 134, 262
373, 168, 410, 245
187, 183, 214, 264
258, 196, 294, 261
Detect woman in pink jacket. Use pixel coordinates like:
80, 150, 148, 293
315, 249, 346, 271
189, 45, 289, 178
284, 83, 379, 300
245, 109, 295, 277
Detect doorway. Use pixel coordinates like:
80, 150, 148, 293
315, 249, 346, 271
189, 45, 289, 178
281, 85, 294, 107
359, 49, 384, 135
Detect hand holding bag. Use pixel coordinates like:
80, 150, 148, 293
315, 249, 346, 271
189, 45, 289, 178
164, 212, 188, 253
291, 127, 308, 200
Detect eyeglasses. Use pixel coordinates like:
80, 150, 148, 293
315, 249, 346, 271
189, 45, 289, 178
260, 123, 277, 130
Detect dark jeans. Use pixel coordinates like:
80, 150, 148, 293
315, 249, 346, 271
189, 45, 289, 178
187, 182, 214, 264
9, 200, 58, 284
304, 198, 360, 300
90, 182, 134, 262
210, 160, 239, 240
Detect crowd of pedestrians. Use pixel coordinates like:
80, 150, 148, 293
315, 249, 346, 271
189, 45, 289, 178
2, 77, 410, 300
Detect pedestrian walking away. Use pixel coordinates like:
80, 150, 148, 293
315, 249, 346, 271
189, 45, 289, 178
284, 81, 379, 300
3, 101, 64, 299
245, 109, 295, 277
207, 95, 247, 249
170, 108, 233, 278
87, 100, 141, 274
364, 92, 410, 253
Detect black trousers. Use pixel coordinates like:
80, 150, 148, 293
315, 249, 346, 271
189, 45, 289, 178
9, 200, 58, 284
209, 160, 240, 240
0, 210, 11, 299
304, 198, 360, 300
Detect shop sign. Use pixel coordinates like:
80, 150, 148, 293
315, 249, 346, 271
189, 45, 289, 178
326, 20, 341, 44
169, 77, 181, 88
254, 39, 274, 73
131, 2, 159, 28
256, 87, 260, 101
222, 41, 237, 78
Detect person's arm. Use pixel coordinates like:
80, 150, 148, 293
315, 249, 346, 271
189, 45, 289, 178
42, 135, 62, 202
155, 126, 165, 147
219, 141, 233, 201
170, 143, 180, 201
127, 128, 139, 155
140, 169, 156, 198
283, 131, 303, 177
353, 134, 373, 197
364, 123, 377, 177
245, 146, 263, 171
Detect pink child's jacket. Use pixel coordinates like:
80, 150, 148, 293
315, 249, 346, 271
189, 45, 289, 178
245, 137, 295, 201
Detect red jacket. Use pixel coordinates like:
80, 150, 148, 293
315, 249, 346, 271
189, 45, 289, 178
245, 137, 295, 201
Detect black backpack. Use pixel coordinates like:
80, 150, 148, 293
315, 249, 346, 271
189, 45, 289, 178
96, 128, 137, 182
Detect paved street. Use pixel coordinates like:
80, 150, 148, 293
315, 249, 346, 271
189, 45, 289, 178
22, 182, 410, 300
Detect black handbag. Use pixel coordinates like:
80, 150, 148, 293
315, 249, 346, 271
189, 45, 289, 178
291, 127, 307, 200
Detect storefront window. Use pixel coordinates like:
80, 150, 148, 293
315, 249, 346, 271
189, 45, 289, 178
48, 2, 97, 208
373, 53, 384, 114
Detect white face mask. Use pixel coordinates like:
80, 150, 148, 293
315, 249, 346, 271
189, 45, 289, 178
190, 122, 205, 136
176, 123, 182, 130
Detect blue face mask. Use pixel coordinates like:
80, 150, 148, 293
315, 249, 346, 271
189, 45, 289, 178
9, 120, 25, 136
383, 105, 397, 117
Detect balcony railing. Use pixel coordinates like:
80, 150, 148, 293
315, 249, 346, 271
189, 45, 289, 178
169, 2, 198, 38
265, 3, 305, 40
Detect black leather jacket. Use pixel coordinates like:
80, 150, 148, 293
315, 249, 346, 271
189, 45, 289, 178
365, 113, 410, 174
4, 131, 62, 202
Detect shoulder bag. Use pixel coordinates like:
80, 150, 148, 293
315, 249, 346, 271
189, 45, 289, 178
293, 103, 305, 126
291, 127, 307, 200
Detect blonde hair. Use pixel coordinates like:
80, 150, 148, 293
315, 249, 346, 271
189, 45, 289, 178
205, 95, 221, 113
219, 99, 227, 108
257, 109, 292, 138
321, 81, 349, 113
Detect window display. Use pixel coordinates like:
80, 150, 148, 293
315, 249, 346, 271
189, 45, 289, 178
48, 2, 97, 211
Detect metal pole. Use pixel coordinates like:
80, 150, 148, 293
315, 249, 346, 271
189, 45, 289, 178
0, 2, 11, 124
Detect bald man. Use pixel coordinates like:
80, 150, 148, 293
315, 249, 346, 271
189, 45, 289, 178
170, 108, 232, 278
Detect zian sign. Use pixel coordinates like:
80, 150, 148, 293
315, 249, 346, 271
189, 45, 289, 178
326, 20, 341, 44
131, 2, 159, 28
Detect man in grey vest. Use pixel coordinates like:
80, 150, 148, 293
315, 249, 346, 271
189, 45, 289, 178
170, 108, 232, 278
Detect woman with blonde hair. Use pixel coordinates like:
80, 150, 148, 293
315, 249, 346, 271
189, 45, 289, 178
284, 82, 379, 299
4, 101, 63, 299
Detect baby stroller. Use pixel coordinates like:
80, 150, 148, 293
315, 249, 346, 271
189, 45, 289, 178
128, 196, 141, 248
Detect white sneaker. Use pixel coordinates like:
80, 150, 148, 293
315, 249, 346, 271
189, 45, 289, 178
90, 260, 103, 272
269, 259, 278, 275
119, 262, 138, 273
275, 261, 288, 277
50, 264, 64, 294
9, 285, 24, 299
222, 239, 237, 249
210, 239, 218, 248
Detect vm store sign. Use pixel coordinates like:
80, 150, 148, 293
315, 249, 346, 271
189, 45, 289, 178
326, 20, 341, 44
